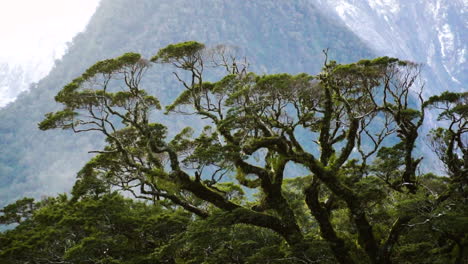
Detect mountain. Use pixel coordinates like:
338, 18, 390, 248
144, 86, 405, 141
0, 0, 373, 205
315, 0, 467, 97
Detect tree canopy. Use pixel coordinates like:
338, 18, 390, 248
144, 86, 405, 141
2, 41, 466, 263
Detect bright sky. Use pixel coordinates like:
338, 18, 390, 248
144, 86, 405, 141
0, 0, 100, 107
0, 0, 100, 64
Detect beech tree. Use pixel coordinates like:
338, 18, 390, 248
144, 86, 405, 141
38, 41, 464, 263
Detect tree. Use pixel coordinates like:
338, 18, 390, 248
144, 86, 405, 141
0, 193, 192, 264
425, 91, 467, 186
38, 41, 456, 263
418, 91, 468, 264
0, 197, 35, 225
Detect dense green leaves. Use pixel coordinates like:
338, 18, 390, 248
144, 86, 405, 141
0, 198, 35, 225
0, 193, 192, 264
151, 41, 205, 64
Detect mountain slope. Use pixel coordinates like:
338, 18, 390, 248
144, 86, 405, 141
315, 0, 467, 96
0, 0, 373, 205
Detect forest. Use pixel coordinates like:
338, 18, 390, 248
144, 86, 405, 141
1, 41, 467, 264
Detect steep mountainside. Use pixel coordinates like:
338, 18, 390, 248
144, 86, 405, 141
315, 0, 467, 96
0, 0, 372, 205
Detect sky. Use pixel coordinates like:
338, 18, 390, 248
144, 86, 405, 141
0, 0, 100, 106
0, 0, 100, 63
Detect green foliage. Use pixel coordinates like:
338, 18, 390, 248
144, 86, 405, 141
151, 41, 205, 64
0, 198, 36, 225
38, 109, 77, 130
82, 52, 142, 79
165, 89, 193, 112
424, 91, 468, 122
0, 193, 192, 264
424, 91, 467, 107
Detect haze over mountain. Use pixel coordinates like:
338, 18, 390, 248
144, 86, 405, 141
0, 0, 464, 205
0, 47, 64, 107
0, 0, 100, 107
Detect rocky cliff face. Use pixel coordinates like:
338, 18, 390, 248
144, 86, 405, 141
315, 0, 467, 96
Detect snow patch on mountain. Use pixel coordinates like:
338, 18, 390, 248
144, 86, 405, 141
368, 0, 400, 15
459, 48, 466, 64
315, 0, 467, 96
438, 24, 454, 58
